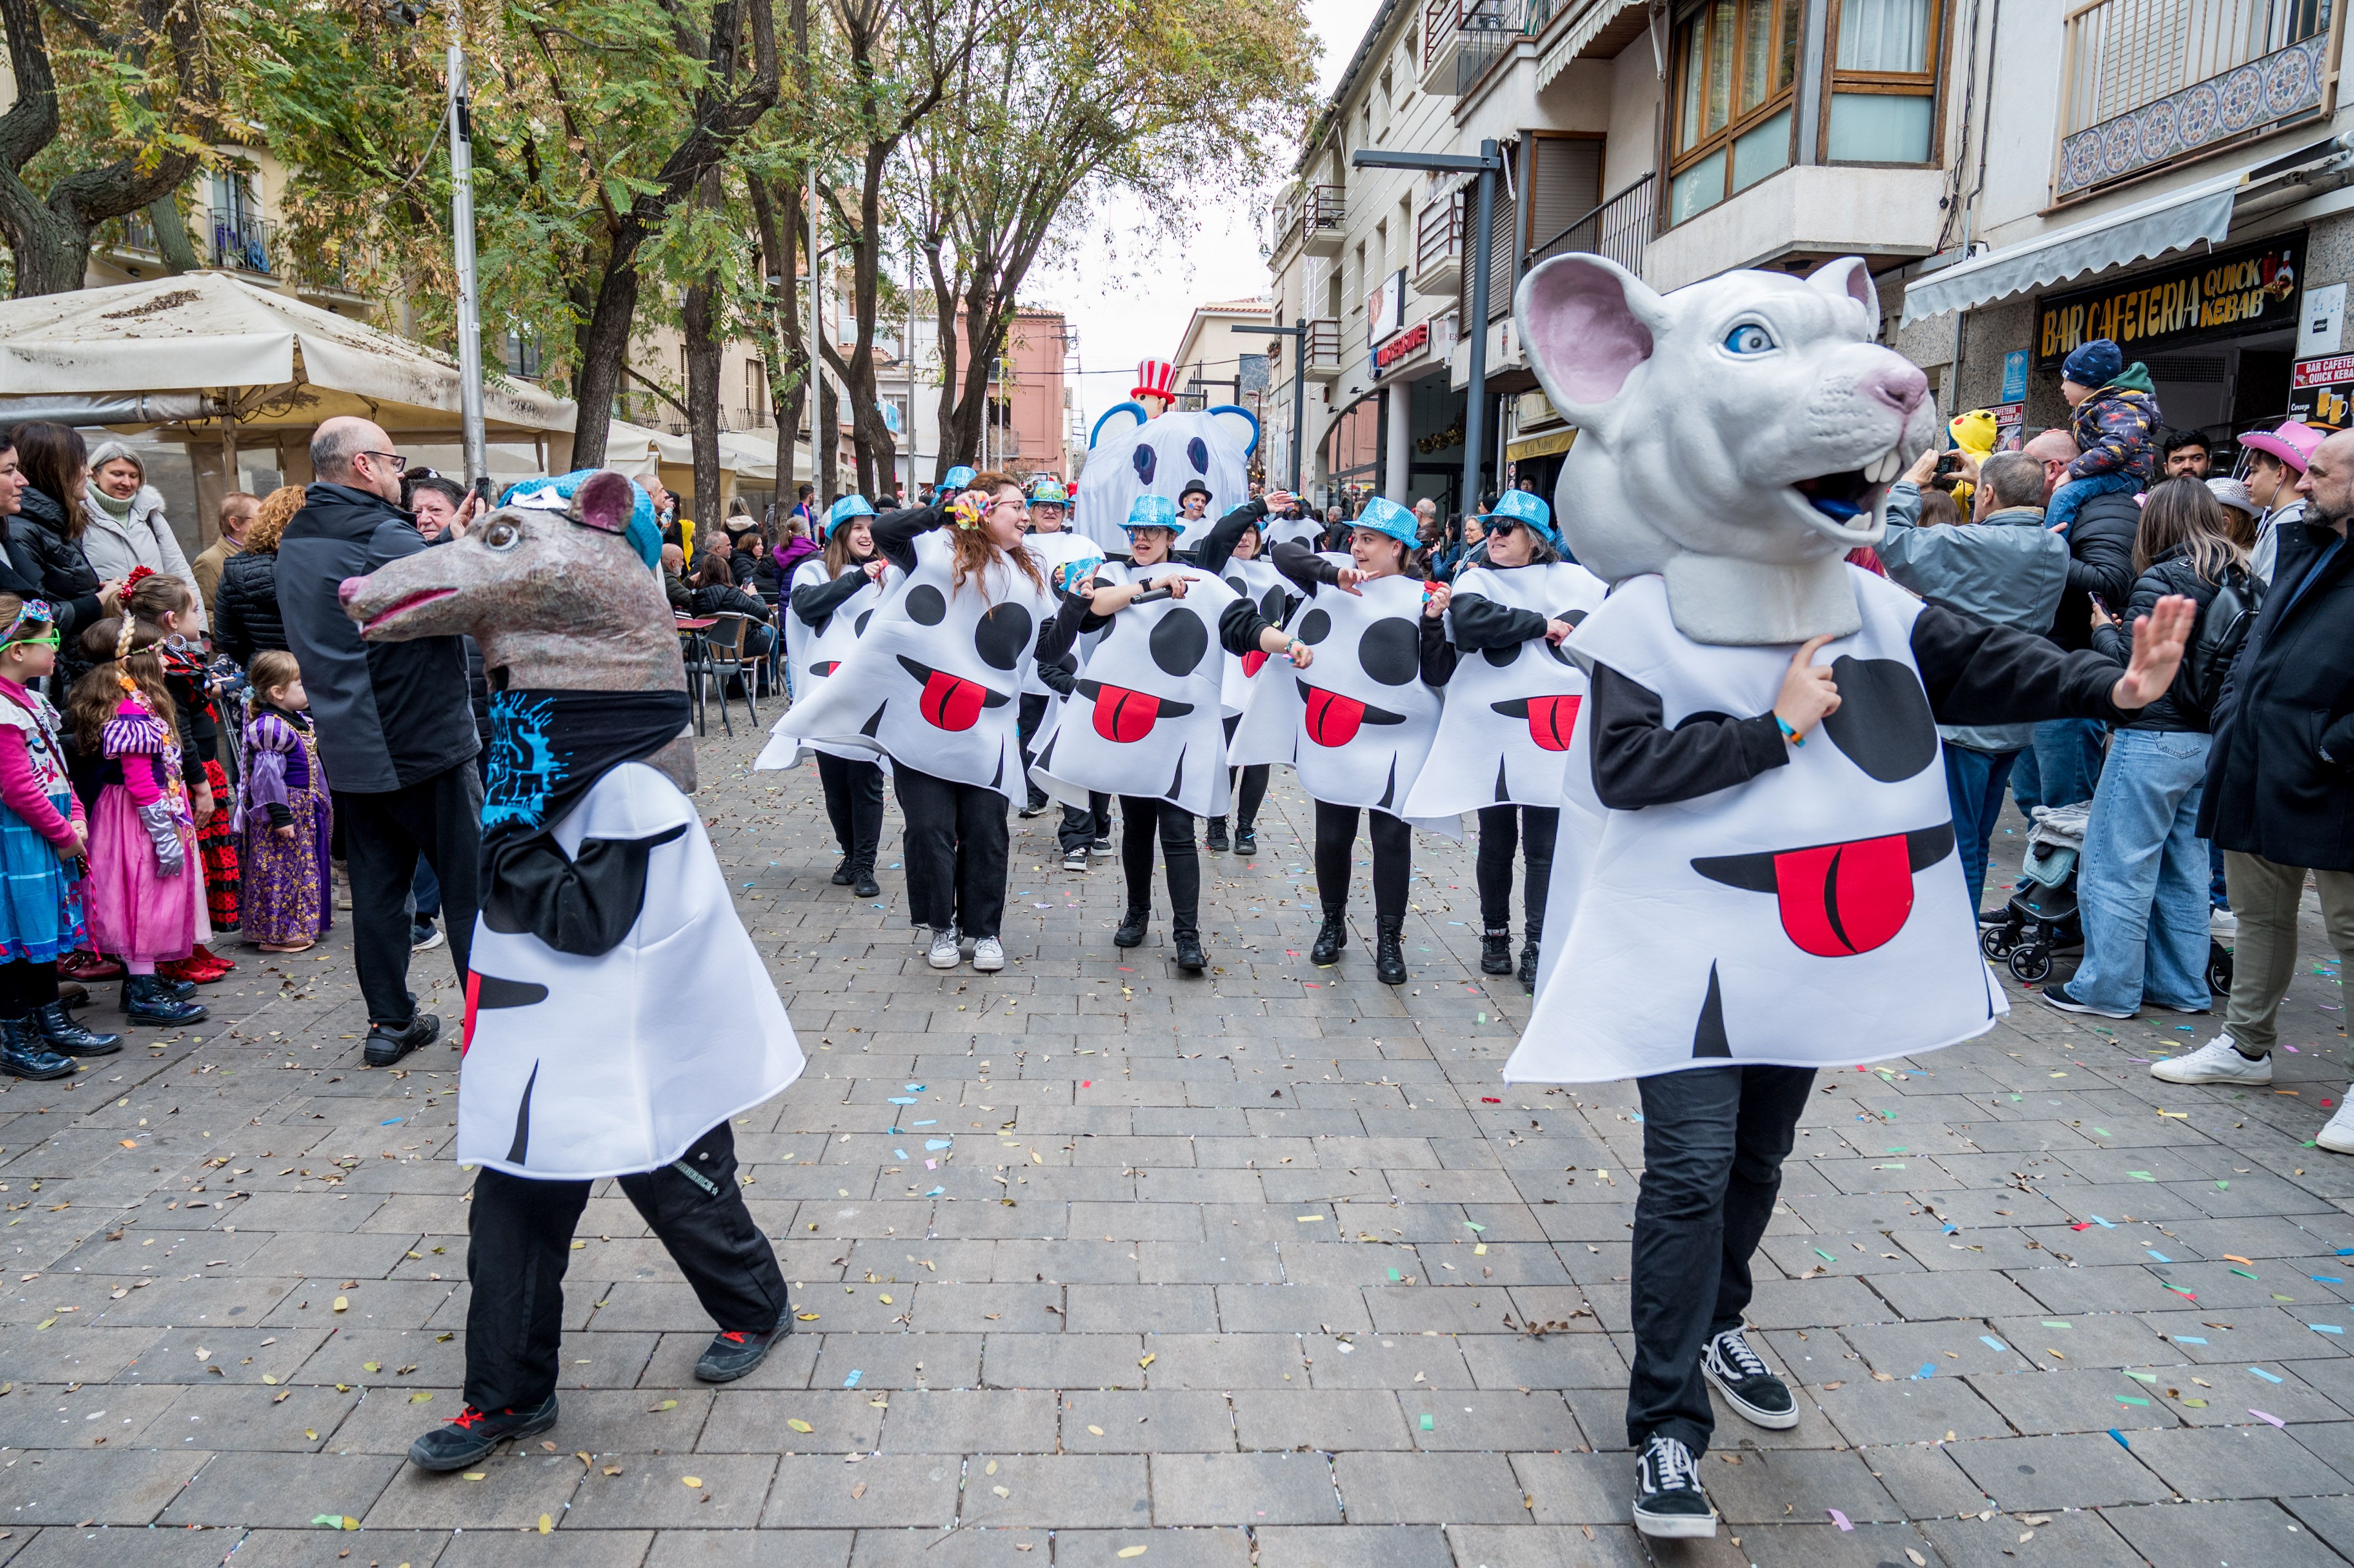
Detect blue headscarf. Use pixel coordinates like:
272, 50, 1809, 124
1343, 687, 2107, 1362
499, 469, 663, 569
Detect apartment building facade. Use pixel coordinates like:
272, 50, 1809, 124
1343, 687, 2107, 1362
1263, 0, 2055, 513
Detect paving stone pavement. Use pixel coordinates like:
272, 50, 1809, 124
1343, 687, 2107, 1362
5, 720, 2354, 1567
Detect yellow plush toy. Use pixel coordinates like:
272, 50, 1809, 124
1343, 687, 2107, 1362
1946, 408, 1997, 507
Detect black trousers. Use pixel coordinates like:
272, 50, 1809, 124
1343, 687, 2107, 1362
463, 1121, 786, 1415
1475, 804, 1559, 932
0, 957, 59, 1014
1059, 793, 1111, 855
1213, 716, 1267, 835
893, 762, 1010, 939
1118, 795, 1199, 935
336, 762, 481, 1027
1627, 1064, 1814, 1455
1017, 694, 1052, 809
1313, 801, 1410, 922
814, 751, 884, 874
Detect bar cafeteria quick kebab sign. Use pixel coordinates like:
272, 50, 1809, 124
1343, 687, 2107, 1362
2035, 232, 2304, 369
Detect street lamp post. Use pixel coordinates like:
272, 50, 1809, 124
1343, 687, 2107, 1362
1350, 140, 1505, 514
1231, 316, 1309, 493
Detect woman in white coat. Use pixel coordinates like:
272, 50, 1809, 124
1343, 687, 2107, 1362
82, 443, 204, 630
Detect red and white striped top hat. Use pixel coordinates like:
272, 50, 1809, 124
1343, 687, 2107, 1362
1132, 359, 1179, 402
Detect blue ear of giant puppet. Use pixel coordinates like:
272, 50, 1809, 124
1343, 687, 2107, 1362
1091, 401, 1149, 449
1205, 404, 1259, 457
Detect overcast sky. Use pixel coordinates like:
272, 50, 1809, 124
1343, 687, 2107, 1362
1027, 0, 1383, 441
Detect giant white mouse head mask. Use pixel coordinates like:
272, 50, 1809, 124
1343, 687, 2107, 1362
1516, 254, 1936, 645
1077, 403, 1257, 557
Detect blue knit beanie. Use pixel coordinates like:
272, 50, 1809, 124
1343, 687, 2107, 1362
2061, 338, 2123, 387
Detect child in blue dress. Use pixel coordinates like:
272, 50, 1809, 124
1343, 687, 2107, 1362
0, 594, 121, 1078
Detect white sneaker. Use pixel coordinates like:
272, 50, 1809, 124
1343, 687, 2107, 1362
2318, 1097, 2354, 1155
2210, 907, 2239, 937
972, 936, 1005, 972
2149, 1035, 2271, 1085
926, 926, 961, 969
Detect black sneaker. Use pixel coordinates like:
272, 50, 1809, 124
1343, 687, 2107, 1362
2037, 981, 2135, 1020
406, 1395, 559, 1471
853, 872, 882, 899
1018, 798, 1049, 819
1204, 820, 1230, 853
1479, 929, 1513, 975
1701, 1325, 1798, 1429
831, 856, 855, 886
695, 1317, 793, 1382
1174, 930, 1207, 973
1631, 1434, 1715, 1539
1090, 837, 1113, 857
1234, 828, 1257, 857
365, 1013, 440, 1067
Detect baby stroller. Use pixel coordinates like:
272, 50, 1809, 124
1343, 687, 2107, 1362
1980, 803, 2086, 984
1979, 801, 2235, 994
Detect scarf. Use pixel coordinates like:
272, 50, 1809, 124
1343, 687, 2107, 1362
482, 687, 691, 845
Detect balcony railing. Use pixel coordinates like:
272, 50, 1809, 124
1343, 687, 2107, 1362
2057, 0, 2336, 199
1526, 173, 1656, 278
1424, 0, 1560, 96
200, 208, 276, 275
1270, 319, 1344, 382
100, 209, 162, 254
1413, 196, 1463, 295
1275, 184, 1346, 259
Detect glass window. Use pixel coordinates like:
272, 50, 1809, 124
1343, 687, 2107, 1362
1668, 0, 1802, 224
1825, 0, 1940, 165
1838, 0, 1930, 72
1827, 93, 1932, 162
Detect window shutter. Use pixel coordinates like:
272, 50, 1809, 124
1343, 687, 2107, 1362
1527, 137, 1604, 256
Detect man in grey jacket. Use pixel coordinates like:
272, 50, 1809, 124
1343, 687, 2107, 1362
279, 416, 480, 1067
1879, 448, 2072, 914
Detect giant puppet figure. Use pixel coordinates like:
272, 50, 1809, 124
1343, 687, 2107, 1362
1503, 254, 2194, 1540
341, 469, 806, 1473
1077, 359, 1260, 558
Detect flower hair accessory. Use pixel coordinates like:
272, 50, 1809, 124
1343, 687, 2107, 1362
949, 493, 985, 531
122, 564, 157, 592
0, 598, 51, 646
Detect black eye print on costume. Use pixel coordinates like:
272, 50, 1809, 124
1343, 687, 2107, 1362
1260, 586, 1286, 622
855, 609, 874, 636
1817, 656, 1938, 781
1225, 575, 1247, 597
1132, 445, 1157, 485
1482, 642, 1520, 668
1297, 608, 1332, 645
1150, 608, 1209, 676
1187, 437, 1209, 474
1358, 616, 1419, 686
973, 602, 1033, 671
905, 584, 947, 626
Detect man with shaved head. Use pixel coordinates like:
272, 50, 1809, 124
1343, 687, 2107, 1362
2006, 424, 2139, 817
279, 415, 480, 1067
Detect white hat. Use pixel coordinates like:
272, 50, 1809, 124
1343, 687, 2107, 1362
2206, 475, 2256, 517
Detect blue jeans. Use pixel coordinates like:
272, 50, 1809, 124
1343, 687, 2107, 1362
2046, 471, 2137, 535
2010, 717, 2107, 814
2070, 728, 2213, 1013
1942, 742, 2019, 916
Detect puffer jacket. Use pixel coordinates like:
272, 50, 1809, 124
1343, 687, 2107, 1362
214, 547, 287, 667
2091, 545, 2229, 733
4, 486, 106, 683
2067, 363, 2162, 486
81, 482, 204, 630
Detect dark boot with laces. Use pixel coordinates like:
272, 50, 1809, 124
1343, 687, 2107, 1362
1173, 925, 1206, 974
1479, 927, 1513, 975
34, 1001, 120, 1055
1374, 918, 1407, 986
1518, 918, 1543, 994
0, 1014, 72, 1080
1114, 907, 1149, 948
406, 1394, 559, 1471
1310, 906, 1346, 966
1632, 1433, 1715, 1538
1701, 1323, 1797, 1429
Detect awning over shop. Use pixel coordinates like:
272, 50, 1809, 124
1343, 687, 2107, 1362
1536, 0, 1652, 90
1901, 172, 2242, 328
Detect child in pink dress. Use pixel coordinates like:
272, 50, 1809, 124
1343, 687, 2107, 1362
69, 617, 207, 1027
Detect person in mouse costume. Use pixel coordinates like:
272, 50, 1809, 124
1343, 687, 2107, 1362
1031, 494, 1313, 970
338, 469, 807, 1473
1233, 494, 1454, 985
1502, 253, 2196, 1539
782, 494, 897, 900
1405, 488, 1604, 991
765, 472, 1085, 975
1076, 362, 1262, 558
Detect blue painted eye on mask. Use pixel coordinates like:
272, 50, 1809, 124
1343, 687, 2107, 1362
1133, 445, 1157, 485
1187, 437, 1209, 474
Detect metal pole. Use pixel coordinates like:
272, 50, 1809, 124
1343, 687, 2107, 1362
1290, 314, 1306, 493
447, 43, 489, 498
808, 164, 820, 495
1462, 138, 1497, 516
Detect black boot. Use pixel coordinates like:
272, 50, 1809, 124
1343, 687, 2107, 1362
1204, 818, 1230, 854
1173, 924, 1206, 973
1310, 907, 1346, 966
852, 867, 882, 899
0, 1014, 71, 1080
1518, 922, 1542, 994
1234, 826, 1257, 857
1480, 927, 1513, 975
121, 974, 206, 1026
34, 1000, 120, 1055
831, 855, 854, 886
1114, 908, 1149, 948
1375, 918, 1407, 986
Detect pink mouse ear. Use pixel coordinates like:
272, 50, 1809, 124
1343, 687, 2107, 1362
573, 470, 635, 535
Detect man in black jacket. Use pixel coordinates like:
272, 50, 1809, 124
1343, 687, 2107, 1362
279, 417, 480, 1066
2008, 427, 2138, 813
2154, 428, 2354, 1155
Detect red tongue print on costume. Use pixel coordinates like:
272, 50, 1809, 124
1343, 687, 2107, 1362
1491, 695, 1580, 752
1240, 650, 1269, 678
1691, 825, 1954, 958
895, 656, 1002, 731
1082, 680, 1194, 743
1303, 686, 1369, 747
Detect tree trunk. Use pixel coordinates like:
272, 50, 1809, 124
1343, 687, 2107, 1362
148, 190, 199, 275
568, 241, 643, 469
683, 269, 723, 532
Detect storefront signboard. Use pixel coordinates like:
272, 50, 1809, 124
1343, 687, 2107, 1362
1999, 351, 2028, 403
2034, 232, 2305, 369
2292, 354, 2354, 430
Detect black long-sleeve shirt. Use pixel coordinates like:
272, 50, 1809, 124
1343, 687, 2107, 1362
1588, 602, 2137, 811
1420, 583, 1557, 688
1182, 499, 1269, 577
871, 502, 1081, 667
790, 565, 872, 629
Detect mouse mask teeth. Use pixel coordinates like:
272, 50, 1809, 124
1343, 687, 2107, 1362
1794, 458, 1895, 526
